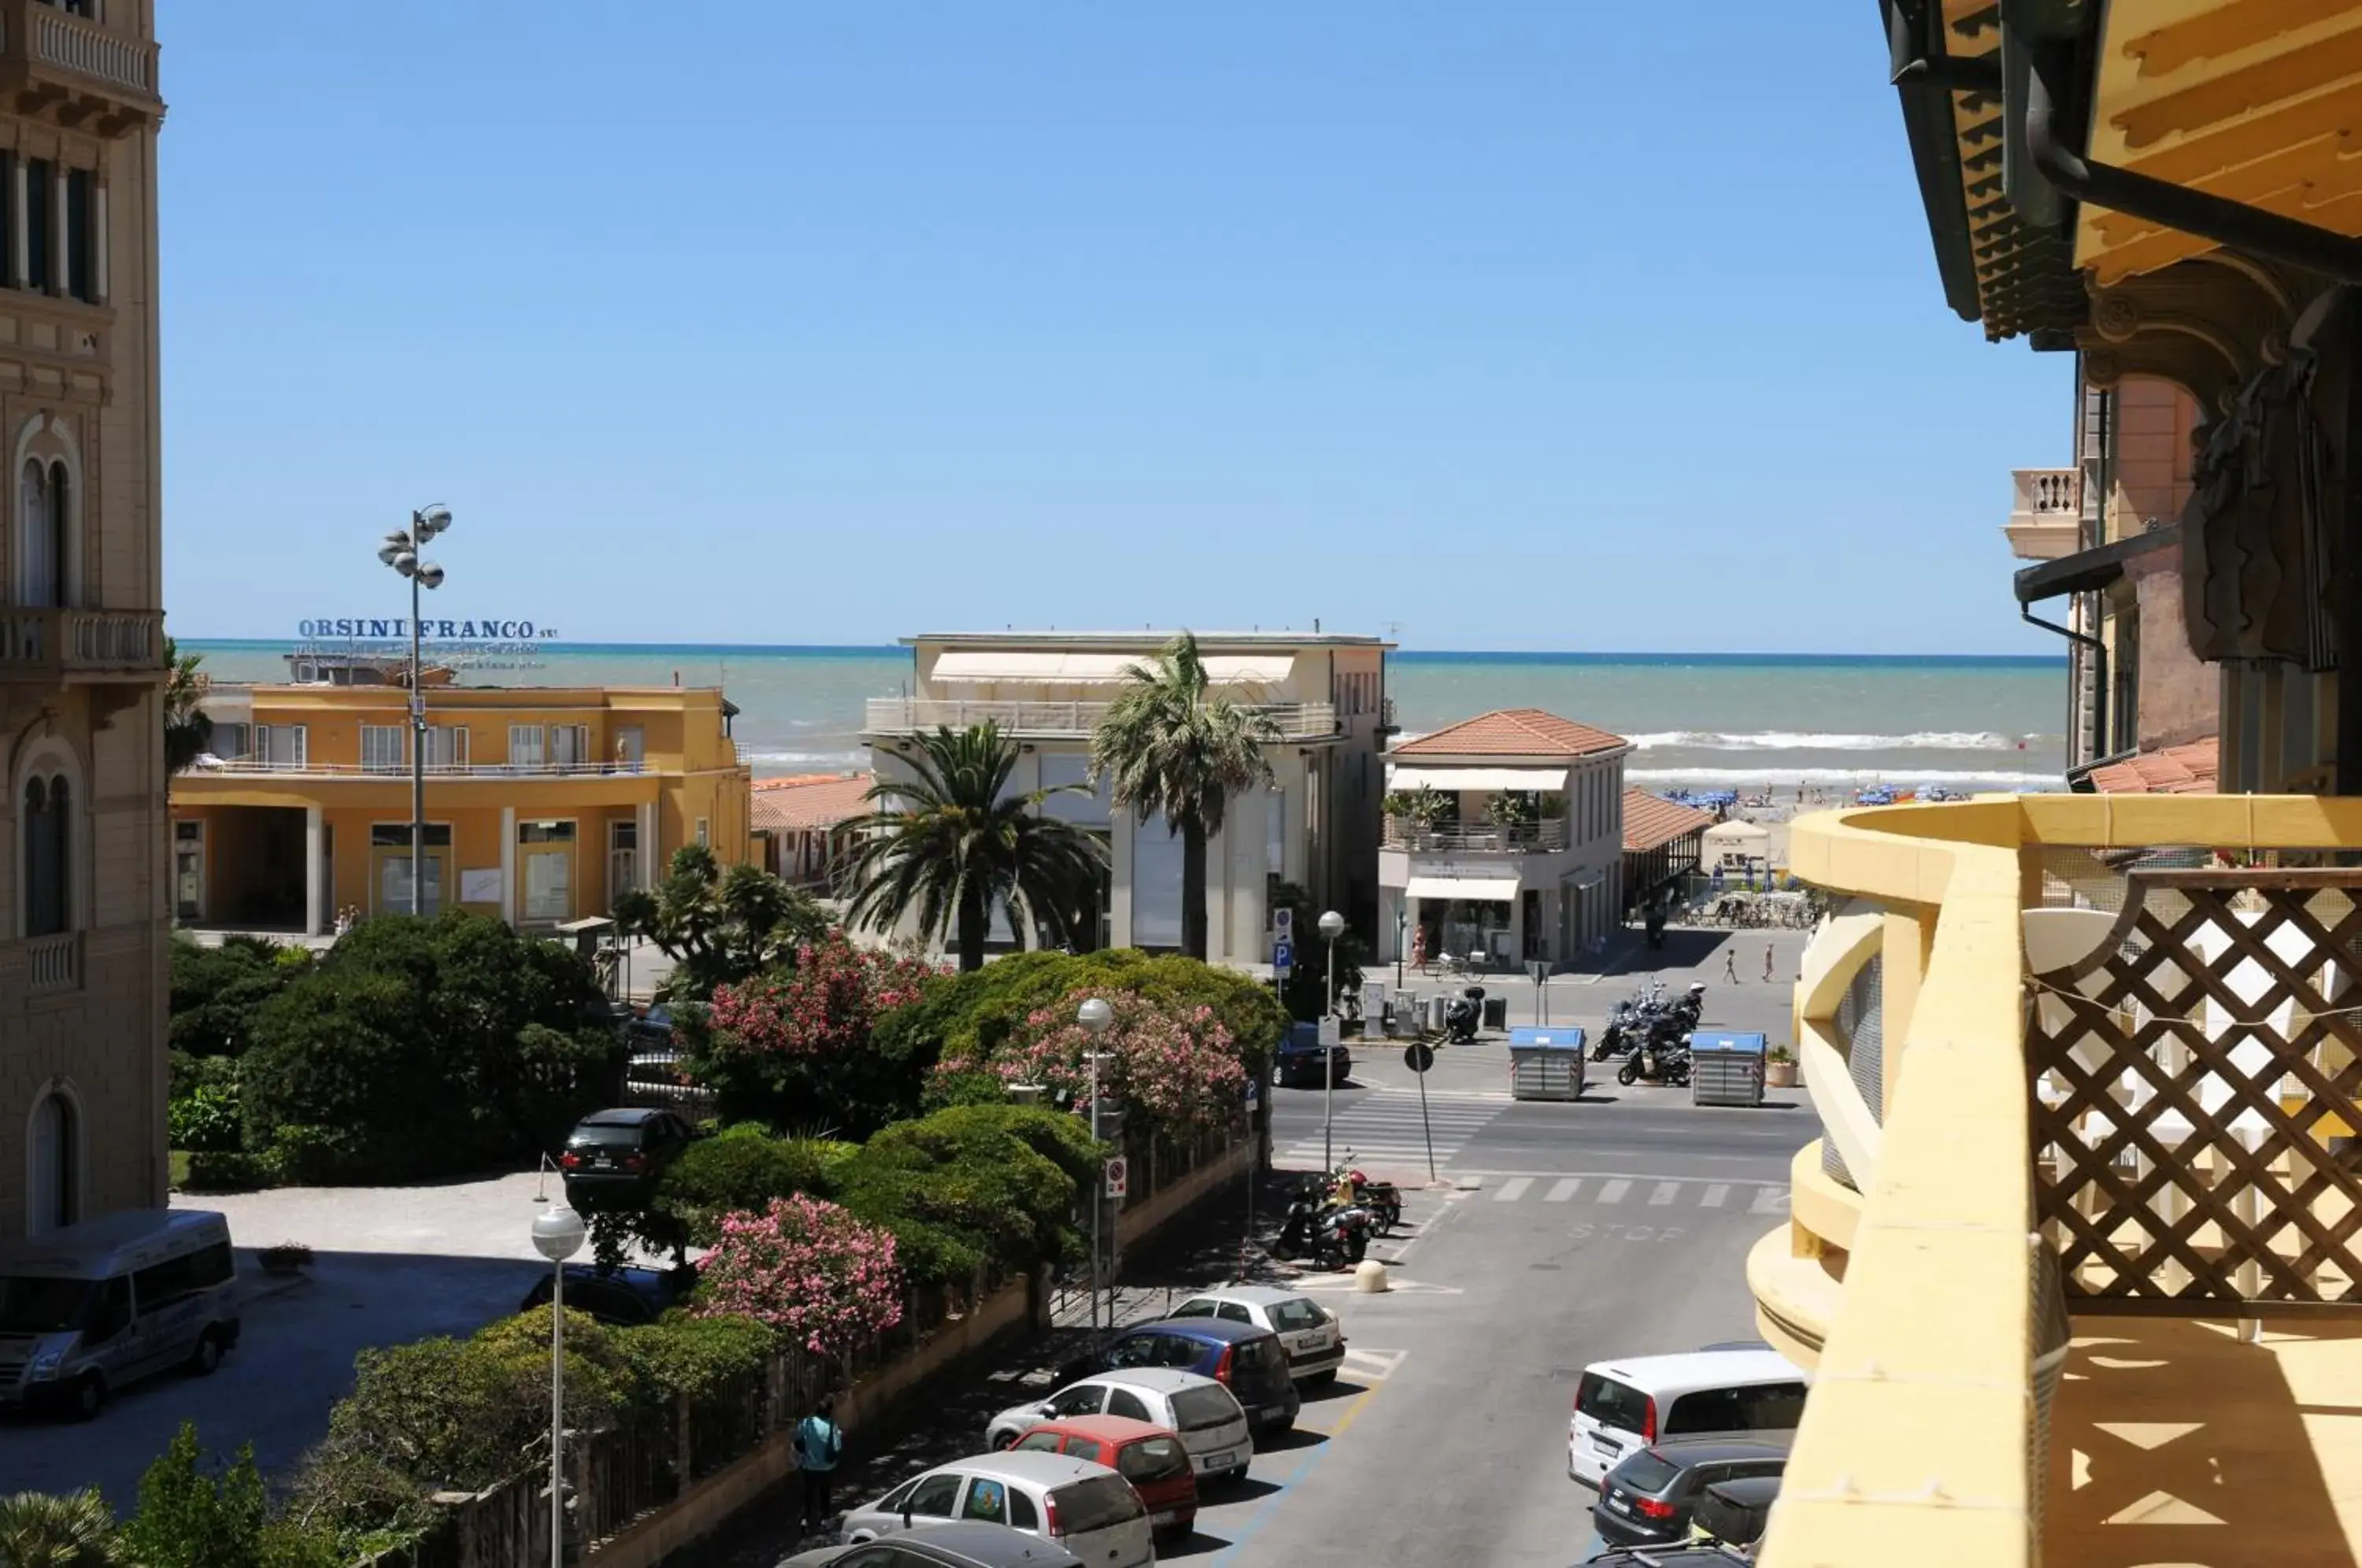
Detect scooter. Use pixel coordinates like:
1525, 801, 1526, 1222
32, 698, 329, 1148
1618, 1031, 1694, 1088
1333, 1157, 1401, 1233
1445, 986, 1485, 1045
1273, 1195, 1371, 1270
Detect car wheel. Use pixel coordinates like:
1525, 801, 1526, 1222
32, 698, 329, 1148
67, 1373, 104, 1422
994, 1430, 1018, 1450
188, 1329, 224, 1376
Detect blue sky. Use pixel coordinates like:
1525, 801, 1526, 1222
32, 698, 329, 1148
161, 5, 2067, 653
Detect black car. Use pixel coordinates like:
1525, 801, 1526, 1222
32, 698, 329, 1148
560, 1108, 696, 1208
519, 1262, 698, 1326
1575, 1547, 1752, 1568
1274, 1023, 1350, 1089
1593, 1438, 1789, 1551
1694, 1474, 1779, 1551
779, 1519, 1083, 1566
1090, 1316, 1301, 1432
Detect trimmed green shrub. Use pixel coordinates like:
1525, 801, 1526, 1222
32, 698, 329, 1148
612, 1311, 774, 1404
831, 1104, 1098, 1288
653, 1123, 835, 1245
168, 1083, 242, 1153
180, 1151, 272, 1193
120, 1421, 341, 1568
169, 934, 308, 1060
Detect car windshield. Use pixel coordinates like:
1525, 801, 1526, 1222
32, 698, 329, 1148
568, 1123, 646, 1147
1267, 1299, 1324, 1333
1116, 1437, 1190, 1484
1170, 1386, 1239, 1431
1050, 1474, 1143, 1535
1611, 1450, 1683, 1493
0, 1276, 88, 1334
1577, 1372, 1652, 1433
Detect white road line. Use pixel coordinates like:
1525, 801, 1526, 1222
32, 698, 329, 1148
1751, 1187, 1790, 1213
1546, 1178, 1581, 1203
1597, 1178, 1631, 1204
1495, 1177, 1534, 1202
1649, 1181, 1679, 1207
1700, 1184, 1730, 1208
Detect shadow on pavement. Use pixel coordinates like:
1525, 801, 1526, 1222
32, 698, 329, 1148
1160, 1529, 1234, 1559
1256, 1428, 1327, 1455
1300, 1379, 1368, 1404
1212, 1477, 1285, 1504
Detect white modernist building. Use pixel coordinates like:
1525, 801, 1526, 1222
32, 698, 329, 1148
863, 631, 1394, 965
1377, 708, 1632, 971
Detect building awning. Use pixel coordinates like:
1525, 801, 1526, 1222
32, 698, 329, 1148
929, 650, 1294, 686
1404, 875, 1522, 903
2013, 525, 2179, 604
1387, 765, 1567, 793
1568, 869, 1606, 892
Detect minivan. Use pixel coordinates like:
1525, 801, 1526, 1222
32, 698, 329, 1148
842, 1449, 1153, 1568
1566, 1346, 1808, 1488
0, 1209, 241, 1418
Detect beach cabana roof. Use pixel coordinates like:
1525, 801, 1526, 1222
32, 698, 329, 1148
1623, 790, 1716, 855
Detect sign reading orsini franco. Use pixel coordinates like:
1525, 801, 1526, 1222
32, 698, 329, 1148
293, 616, 559, 673
298, 617, 557, 641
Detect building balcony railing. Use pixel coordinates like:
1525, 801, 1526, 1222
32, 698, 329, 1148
19, 930, 79, 994
2004, 466, 2084, 561
1759, 793, 2362, 1568
0, 0, 161, 135
187, 758, 661, 781
0, 606, 163, 682
1383, 816, 1566, 852
864, 697, 1340, 741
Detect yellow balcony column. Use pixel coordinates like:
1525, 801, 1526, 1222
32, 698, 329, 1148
499, 806, 516, 926
1878, 904, 1934, 1119
302, 806, 324, 937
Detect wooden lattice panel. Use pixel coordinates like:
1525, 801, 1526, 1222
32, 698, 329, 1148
2026, 869, 2362, 1317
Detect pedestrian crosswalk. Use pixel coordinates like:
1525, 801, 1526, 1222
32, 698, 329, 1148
1469, 1171, 1789, 1213
1279, 1085, 1510, 1170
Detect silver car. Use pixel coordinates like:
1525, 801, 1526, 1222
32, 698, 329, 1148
840, 1450, 1153, 1568
987, 1367, 1253, 1485
1168, 1284, 1346, 1385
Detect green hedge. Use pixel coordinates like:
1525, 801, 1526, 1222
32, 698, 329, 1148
653, 1123, 850, 1245
881, 950, 1288, 1088
833, 1104, 1101, 1288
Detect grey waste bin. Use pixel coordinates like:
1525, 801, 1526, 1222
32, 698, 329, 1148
1690, 1031, 1768, 1108
1482, 996, 1509, 1032
1508, 1027, 1587, 1100
1426, 995, 1449, 1034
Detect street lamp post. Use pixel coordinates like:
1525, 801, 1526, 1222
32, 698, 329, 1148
1077, 997, 1113, 1332
529, 1204, 587, 1568
376, 505, 453, 918
1394, 905, 1406, 988
1318, 909, 1345, 1171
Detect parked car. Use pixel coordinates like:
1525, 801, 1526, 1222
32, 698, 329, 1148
0, 1209, 241, 1419
560, 1108, 697, 1208
518, 1262, 697, 1327
1592, 1438, 1790, 1550
1091, 1315, 1301, 1432
627, 1003, 677, 1048
987, 1370, 1253, 1486
1009, 1415, 1199, 1541
1567, 1347, 1808, 1488
1574, 1547, 1753, 1568
1167, 1284, 1346, 1385
780, 1519, 1083, 1567
1275, 1022, 1350, 1089
840, 1451, 1153, 1568
1694, 1473, 1780, 1551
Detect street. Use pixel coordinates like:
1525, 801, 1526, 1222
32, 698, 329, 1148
724, 930, 1815, 1568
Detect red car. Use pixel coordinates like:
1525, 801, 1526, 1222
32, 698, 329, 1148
1009, 1415, 1201, 1540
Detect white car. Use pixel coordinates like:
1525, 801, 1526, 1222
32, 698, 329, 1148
987, 1367, 1253, 1485
839, 1449, 1152, 1568
1168, 1285, 1346, 1385
1566, 1344, 1810, 1488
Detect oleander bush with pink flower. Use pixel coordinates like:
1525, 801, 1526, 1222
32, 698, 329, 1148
691, 1193, 905, 1355
690, 932, 937, 1133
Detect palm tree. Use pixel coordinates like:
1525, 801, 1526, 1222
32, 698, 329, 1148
1090, 632, 1280, 960
843, 722, 1108, 971
162, 636, 213, 775
0, 1488, 119, 1567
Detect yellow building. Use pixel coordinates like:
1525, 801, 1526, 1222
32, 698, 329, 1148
170, 682, 752, 935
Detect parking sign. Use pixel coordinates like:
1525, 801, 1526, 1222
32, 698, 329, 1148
1104, 1156, 1128, 1199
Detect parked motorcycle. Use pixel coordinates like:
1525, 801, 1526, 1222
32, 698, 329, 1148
1618, 1031, 1694, 1088
1445, 986, 1486, 1045
1333, 1156, 1401, 1233
1274, 1194, 1372, 1270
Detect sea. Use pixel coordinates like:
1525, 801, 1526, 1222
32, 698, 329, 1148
180, 643, 2069, 794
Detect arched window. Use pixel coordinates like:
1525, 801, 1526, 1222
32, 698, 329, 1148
26, 1088, 77, 1236
48, 458, 67, 606
23, 771, 67, 937
17, 457, 52, 607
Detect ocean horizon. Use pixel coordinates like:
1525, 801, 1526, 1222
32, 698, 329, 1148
178, 640, 2071, 792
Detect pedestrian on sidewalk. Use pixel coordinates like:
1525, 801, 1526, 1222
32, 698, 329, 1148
1723, 948, 1738, 983
1763, 944, 1775, 982
797, 1395, 844, 1532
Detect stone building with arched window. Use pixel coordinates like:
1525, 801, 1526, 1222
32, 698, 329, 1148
0, 2, 169, 1238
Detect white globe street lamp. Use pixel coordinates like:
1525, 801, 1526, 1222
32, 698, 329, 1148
1317, 910, 1346, 1170
530, 1205, 586, 1568
1078, 997, 1113, 1330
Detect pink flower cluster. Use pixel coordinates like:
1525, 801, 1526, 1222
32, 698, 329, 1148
708, 934, 933, 1060
944, 989, 1246, 1133
692, 1193, 905, 1355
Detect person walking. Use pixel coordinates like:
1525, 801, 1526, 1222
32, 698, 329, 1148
797, 1395, 844, 1533
1763, 944, 1775, 982
1723, 948, 1738, 983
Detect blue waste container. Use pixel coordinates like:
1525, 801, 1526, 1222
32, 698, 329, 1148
1508, 1026, 1587, 1100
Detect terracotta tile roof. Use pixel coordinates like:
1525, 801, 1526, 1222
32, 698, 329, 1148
1391, 707, 1629, 759
1622, 789, 1717, 854
2085, 738, 2219, 796
751, 773, 872, 832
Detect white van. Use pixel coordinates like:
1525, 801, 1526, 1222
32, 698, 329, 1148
0, 1208, 241, 1418
1567, 1345, 1809, 1488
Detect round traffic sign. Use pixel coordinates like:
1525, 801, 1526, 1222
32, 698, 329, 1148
1402, 1042, 1436, 1074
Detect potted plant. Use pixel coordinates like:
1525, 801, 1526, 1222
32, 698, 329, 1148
1765, 1044, 1797, 1089
1383, 785, 1451, 845
258, 1241, 314, 1278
